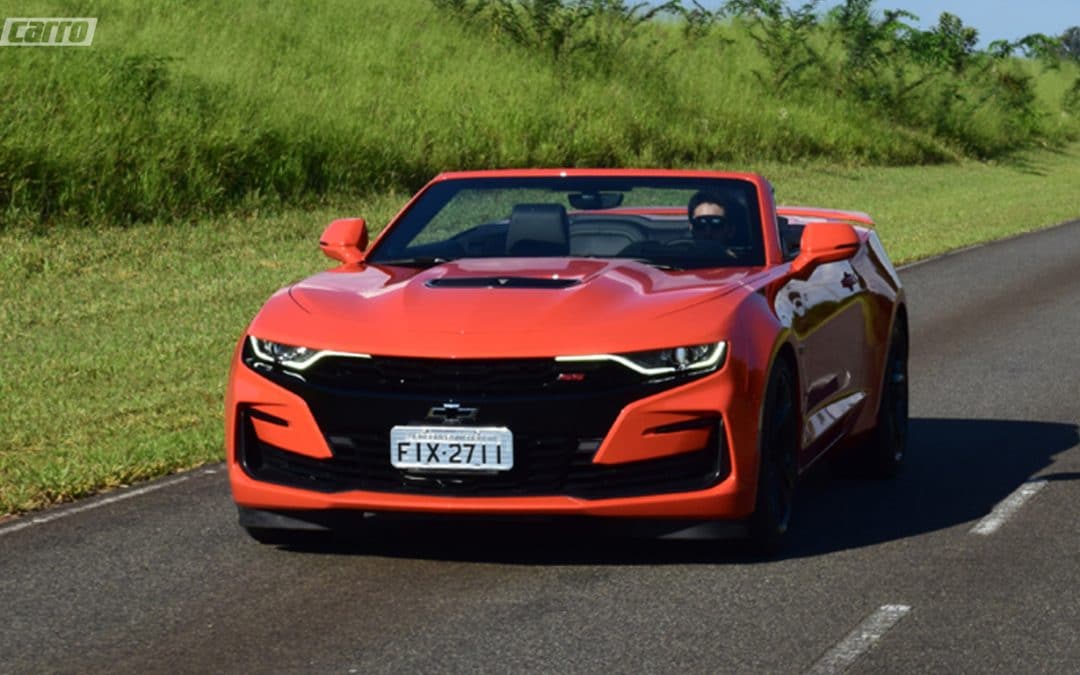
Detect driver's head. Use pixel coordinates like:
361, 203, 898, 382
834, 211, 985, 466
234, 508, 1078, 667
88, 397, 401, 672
687, 190, 735, 242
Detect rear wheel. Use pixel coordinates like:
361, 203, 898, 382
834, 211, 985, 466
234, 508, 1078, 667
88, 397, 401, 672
749, 359, 799, 554
865, 318, 909, 478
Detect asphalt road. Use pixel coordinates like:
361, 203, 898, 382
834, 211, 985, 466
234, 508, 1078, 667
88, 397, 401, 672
3, 221, 1079, 674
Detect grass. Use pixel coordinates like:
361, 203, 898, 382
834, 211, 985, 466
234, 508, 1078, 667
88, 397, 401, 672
3, 146, 1080, 515
1, 0, 1078, 228
0, 192, 408, 514
756, 148, 1080, 262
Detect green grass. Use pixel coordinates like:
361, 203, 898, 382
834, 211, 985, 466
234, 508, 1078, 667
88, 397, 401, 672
757, 148, 1080, 262
3, 147, 1079, 516
0, 192, 408, 514
1, 0, 1078, 228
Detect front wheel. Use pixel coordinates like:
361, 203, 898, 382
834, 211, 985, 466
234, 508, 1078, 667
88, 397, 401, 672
749, 359, 799, 554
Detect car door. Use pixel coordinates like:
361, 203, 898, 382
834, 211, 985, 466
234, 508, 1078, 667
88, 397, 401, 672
777, 251, 871, 465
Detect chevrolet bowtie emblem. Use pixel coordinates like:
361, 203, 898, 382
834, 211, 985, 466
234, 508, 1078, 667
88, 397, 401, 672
426, 403, 479, 424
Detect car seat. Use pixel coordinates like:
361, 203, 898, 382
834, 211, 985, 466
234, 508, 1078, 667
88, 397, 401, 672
506, 204, 570, 256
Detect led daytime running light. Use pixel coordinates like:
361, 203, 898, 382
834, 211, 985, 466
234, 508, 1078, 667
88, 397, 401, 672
556, 341, 726, 376
248, 336, 371, 371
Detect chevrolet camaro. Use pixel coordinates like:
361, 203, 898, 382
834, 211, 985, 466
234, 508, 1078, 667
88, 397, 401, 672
225, 169, 908, 551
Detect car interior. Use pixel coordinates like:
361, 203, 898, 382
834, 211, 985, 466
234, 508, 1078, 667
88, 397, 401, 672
379, 195, 774, 268
778, 216, 805, 261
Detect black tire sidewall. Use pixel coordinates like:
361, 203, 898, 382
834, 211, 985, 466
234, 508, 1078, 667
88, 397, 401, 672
749, 359, 797, 552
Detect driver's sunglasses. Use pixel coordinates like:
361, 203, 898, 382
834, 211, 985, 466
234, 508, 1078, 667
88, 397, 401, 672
691, 214, 728, 231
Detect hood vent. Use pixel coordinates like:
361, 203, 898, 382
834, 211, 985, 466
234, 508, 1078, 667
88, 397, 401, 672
426, 276, 580, 289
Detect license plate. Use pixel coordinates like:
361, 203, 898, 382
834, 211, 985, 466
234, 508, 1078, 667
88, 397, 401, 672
390, 426, 514, 472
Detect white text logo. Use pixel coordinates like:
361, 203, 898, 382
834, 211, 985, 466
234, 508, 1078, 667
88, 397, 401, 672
1, 18, 97, 46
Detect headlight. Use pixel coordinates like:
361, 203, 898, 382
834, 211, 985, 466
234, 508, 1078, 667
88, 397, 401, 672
248, 336, 372, 371
248, 337, 325, 370
557, 341, 726, 377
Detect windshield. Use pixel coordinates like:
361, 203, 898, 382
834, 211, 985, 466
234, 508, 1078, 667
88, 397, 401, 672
367, 176, 765, 270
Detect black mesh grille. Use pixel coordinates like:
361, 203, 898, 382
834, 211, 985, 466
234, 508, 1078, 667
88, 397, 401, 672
300, 355, 644, 397
239, 345, 727, 500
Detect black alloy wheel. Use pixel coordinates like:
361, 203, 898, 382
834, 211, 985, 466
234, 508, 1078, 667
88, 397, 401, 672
749, 359, 799, 553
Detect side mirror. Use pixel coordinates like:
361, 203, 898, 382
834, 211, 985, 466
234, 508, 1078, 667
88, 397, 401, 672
319, 218, 368, 264
791, 221, 859, 275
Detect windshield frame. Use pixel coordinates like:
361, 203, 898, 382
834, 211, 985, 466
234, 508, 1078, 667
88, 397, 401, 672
366, 175, 768, 270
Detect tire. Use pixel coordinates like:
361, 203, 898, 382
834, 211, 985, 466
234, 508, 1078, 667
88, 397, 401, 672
865, 318, 909, 478
749, 358, 799, 554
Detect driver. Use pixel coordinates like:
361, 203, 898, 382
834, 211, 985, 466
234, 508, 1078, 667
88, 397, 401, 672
687, 190, 736, 243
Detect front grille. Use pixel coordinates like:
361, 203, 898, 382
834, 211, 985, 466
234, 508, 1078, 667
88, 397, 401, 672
239, 412, 727, 500
301, 355, 644, 397
239, 347, 727, 500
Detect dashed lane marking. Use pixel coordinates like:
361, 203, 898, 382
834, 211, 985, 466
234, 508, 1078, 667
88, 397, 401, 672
805, 604, 912, 675
970, 480, 1047, 536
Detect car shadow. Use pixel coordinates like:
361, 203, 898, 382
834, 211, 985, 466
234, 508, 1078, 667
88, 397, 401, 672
782, 417, 1078, 558
279, 417, 1078, 564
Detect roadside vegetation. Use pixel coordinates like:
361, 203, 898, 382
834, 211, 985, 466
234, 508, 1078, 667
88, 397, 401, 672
1, 0, 1078, 228
2, 0, 1080, 515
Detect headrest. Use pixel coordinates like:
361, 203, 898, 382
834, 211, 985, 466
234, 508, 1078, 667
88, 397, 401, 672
506, 203, 570, 256
719, 200, 750, 246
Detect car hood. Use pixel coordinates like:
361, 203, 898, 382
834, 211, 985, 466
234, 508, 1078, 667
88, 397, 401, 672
251, 258, 759, 358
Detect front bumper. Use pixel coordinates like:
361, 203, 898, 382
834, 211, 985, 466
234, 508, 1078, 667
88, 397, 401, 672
225, 342, 764, 521
237, 506, 749, 540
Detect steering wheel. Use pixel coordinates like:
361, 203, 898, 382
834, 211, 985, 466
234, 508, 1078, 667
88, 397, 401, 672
663, 238, 740, 259
662, 237, 697, 250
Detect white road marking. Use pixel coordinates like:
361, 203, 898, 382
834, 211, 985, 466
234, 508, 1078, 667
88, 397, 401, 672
0, 474, 191, 538
970, 480, 1047, 536
805, 604, 912, 675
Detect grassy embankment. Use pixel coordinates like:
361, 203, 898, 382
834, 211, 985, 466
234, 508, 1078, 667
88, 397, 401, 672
2, 0, 1079, 515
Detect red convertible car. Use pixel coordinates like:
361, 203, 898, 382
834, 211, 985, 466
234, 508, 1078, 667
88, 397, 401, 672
226, 169, 908, 551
